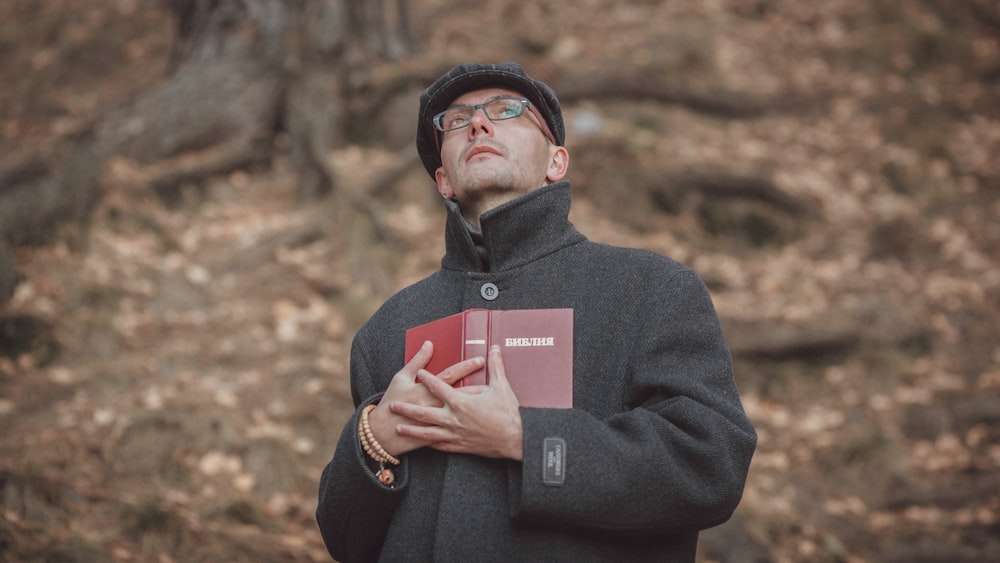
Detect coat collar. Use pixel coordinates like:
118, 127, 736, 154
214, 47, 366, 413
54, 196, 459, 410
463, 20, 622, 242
441, 181, 585, 273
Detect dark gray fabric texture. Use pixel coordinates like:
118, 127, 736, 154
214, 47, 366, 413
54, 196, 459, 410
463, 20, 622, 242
316, 182, 757, 562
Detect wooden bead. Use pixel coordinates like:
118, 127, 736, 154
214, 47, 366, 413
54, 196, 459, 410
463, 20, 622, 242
377, 467, 395, 486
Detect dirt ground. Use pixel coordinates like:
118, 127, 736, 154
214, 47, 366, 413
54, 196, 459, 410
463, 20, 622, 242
2, 1, 999, 562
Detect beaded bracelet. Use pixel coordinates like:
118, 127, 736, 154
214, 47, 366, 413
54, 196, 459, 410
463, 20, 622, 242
359, 404, 399, 486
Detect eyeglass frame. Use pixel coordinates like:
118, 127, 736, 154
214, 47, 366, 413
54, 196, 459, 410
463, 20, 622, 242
431, 97, 532, 133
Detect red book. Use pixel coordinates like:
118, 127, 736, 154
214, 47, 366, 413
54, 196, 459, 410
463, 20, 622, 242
404, 308, 573, 408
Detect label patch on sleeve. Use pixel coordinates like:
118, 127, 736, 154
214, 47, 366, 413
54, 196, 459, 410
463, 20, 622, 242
542, 437, 566, 486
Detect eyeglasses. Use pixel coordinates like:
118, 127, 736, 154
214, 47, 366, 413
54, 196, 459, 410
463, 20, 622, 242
432, 97, 531, 132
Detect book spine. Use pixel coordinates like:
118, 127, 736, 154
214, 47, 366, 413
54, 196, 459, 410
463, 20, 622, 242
459, 309, 489, 386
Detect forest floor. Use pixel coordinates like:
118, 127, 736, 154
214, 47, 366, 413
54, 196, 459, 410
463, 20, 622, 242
2, 1, 1000, 562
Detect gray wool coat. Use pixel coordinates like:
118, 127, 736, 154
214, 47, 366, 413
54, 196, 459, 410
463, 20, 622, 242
317, 181, 756, 562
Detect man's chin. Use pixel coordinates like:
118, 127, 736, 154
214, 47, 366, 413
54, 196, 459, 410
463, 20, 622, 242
455, 170, 518, 194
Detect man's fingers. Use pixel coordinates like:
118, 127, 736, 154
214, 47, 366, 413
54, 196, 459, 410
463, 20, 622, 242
402, 341, 433, 380
414, 368, 455, 401
389, 396, 455, 429
436, 355, 486, 385
486, 345, 509, 387
396, 423, 451, 443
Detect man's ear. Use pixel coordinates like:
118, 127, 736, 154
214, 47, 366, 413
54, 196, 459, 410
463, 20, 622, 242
435, 167, 455, 199
545, 146, 570, 183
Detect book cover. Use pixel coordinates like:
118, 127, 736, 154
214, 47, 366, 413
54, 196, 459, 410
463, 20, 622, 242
404, 308, 573, 408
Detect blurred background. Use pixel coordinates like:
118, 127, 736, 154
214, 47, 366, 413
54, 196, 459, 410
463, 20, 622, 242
1, 0, 998, 561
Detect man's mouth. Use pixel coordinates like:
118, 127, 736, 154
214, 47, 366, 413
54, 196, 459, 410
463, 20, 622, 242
466, 145, 501, 161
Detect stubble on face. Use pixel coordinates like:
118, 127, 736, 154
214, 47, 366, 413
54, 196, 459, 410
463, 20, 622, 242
454, 144, 536, 213
449, 148, 550, 226
436, 89, 554, 225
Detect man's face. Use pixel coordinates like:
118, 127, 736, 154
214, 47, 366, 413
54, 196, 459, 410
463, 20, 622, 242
434, 88, 568, 219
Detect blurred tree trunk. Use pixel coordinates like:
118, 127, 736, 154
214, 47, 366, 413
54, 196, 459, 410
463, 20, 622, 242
0, 0, 416, 306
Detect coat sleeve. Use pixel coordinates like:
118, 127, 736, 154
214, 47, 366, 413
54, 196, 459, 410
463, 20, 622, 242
315, 339, 408, 562
508, 268, 756, 534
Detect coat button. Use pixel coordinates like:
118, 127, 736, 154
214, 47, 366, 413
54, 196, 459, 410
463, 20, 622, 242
480, 282, 499, 301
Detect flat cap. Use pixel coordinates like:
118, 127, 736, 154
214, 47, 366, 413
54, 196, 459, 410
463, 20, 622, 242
416, 61, 565, 179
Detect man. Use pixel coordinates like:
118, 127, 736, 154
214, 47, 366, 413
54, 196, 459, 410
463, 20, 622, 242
316, 61, 756, 562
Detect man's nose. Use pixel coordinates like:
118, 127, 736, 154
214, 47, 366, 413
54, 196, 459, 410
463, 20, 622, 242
466, 108, 494, 137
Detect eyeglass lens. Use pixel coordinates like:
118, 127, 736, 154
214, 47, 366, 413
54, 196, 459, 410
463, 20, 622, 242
435, 98, 528, 131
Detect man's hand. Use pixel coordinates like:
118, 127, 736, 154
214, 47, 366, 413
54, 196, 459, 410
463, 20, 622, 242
386, 345, 524, 461
367, 341, 486, 457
